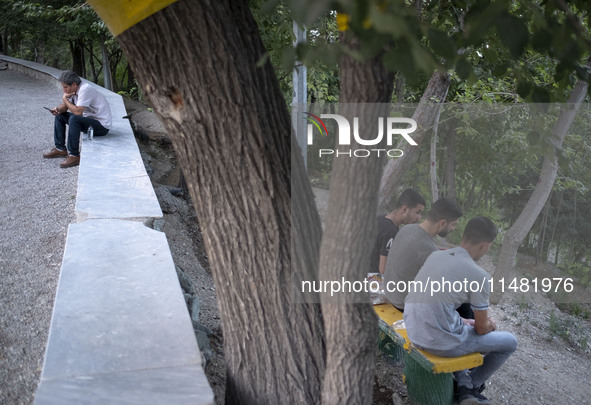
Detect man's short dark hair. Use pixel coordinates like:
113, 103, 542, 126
59, 70, 81, 86
462, 216, 498, 245
395, 189, 425, 209
426, 197, 463, 222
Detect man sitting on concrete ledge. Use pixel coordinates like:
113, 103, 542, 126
43, 70, 111, 168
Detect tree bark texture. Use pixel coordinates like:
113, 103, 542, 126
114, 0, 326, 403
378, 70, 450, 210
319, 34, 395, 404
492, 71, 589, 302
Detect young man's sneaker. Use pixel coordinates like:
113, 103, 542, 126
457, 385, 491, 405
43, 148, 68, 158
60, 155, 80, 168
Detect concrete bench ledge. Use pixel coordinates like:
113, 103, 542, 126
74, 75, 162, 221
35, 219, 213, 404
0, 56, 214, 404
76, 133, 161, 221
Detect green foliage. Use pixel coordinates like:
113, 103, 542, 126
556, 302, 591, 319
276, 0, 591, 273
252, 2, 340, 104
546, 308, 589, 351
13, 1, 104, 42
282, 0, 591, 103
548, 310, 571, 341
444, 204, 504, 249
117, 80, 141, 100
559, 262, 591, 287
1, 0, 135, 94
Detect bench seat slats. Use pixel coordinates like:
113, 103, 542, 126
373, 303, 483, 374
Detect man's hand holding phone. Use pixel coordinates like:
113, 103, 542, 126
44, 106, 58, 116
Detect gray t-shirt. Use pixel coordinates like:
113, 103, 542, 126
403, 247, 491, 351
384, 224, 436, 309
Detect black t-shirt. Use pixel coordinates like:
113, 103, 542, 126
370, 215, 399, 272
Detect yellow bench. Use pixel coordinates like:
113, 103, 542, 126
374, 304, 483, 405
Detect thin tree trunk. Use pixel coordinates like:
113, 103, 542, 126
101, 42, 113, 90
568, 191, 577, 262
378, 71, 450, 210
463, 179, 477, 212
319, 31, 395, 404
107, 0, 326, 402
444, 124, 457, 200
429, 133, 438, 202
537, 200, 550, 265
547, 191, 563, 262
429, 103, 443, 203
492, 64, 590, 302
88, 42, 98, 82
1, 28, 7, 55
34, 40, 45, 64
394, 73, 405, 101
69, 39, 85, 77
127, 64, 136, 94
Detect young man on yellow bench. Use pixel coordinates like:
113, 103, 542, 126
403, 217, 518, 405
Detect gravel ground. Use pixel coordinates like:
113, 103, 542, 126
0, 69, 78, 404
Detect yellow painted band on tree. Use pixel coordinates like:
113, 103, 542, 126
88, 0, 179, 36
336, 13, 373, 32
336, 13, 350, 32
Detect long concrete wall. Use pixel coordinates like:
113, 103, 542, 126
0, 55, 214, 405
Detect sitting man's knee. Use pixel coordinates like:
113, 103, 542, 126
502, 331, 518, 353
68, 114, 81, 125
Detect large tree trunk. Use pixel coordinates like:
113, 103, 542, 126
378, 71, 450, 209
492, 69, 589, 302
104, 0, 326, 403
319, 33, 394, 404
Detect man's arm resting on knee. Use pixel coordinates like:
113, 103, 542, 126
473, 309, 496, 335
61, 93, 85, 116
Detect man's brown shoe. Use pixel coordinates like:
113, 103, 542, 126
60, 155, 80, 168
43, 148, 68, 158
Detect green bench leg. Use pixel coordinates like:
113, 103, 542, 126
403, 352, 454, 405
378, 331, 404, 365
